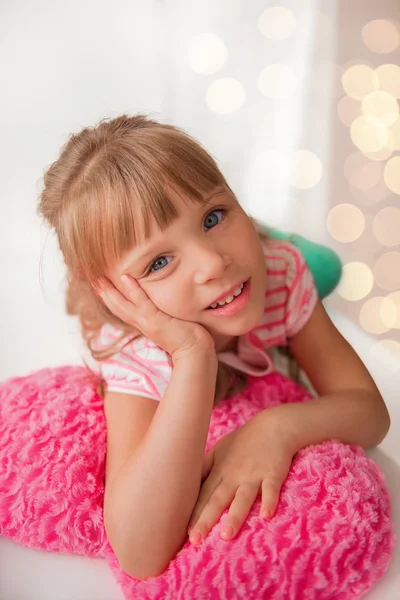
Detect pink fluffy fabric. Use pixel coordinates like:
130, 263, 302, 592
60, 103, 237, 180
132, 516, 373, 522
0, 365, 395, 599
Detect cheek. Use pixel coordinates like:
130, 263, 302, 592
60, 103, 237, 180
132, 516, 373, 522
143, 281, 192, 318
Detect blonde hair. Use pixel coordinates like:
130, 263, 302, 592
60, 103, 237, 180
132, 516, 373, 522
37, 114, 260, 402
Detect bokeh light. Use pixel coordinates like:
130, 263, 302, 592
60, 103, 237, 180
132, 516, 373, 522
336, 262, 374, 301
350, 115, 389, 153
327, 204, 365, 242
374, 252, 400, 291
361, 91, 399, 126
257, 7, 296, 41
362, 145, 393, 161
362, 19, 400, 54
383, 156, 400, 194
290, 150, 322, 189
375, 63, 400, 98
344, 152, 382, 190
206, 77, 246, 114
258, 64, 297, 99
387, 118, 400, 150
372, 207, 400, 247
188, 34, 228, 75
342, 65, 379, 100
387, 291, 400, 329
359, 296, 397, 334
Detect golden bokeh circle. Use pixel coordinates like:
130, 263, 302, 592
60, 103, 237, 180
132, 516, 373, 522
350, 115, 389, 153
327, 203, 365, 243
372, 206, 400, 247
374, 251, 400, 291
362, 146, 393, 161
206, 78, 246, 114
383, 156, 400, 194
362, 91, 399, 126
336, 262, 374, 301
359, 296, 397, 334
387, 291, 400, 329
362, 19, 400, 54
387, 118, 400, 151
342, 65, 379, 100
375, 64, 400, 99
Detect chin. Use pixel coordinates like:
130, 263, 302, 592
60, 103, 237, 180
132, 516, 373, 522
208, 306, 264, 338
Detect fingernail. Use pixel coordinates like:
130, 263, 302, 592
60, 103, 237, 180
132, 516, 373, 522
190, 530, 203, 545
120, 275, 130, 284
221, 524, 235, 540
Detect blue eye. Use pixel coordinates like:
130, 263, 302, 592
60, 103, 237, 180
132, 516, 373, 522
149, 256, 172, 273
146, 209, 225, 275
204, 209, 224, 231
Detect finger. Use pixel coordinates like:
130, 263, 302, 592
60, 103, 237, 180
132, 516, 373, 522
187, 473, 222, 535
119, 275, 162, 322
97, 282, 138, 324
201, 449, 214, 481
189, 481, 234, 545
259, 477, 282, 519
92, 277, 110, 296
95, 276, 154, 327
221, 482, 259, 540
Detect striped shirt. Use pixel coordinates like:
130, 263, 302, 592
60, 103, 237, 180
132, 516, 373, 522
94, 240, 318, 401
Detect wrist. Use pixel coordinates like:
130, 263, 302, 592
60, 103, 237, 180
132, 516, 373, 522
254, 405, 300, 456
172, 343, 217, 368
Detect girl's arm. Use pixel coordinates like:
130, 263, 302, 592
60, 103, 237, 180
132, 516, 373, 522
183, 301, 391, 545
274, 300, 390, 450
104, 348, 218, 580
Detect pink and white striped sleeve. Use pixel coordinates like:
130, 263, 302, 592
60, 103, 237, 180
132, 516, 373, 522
96, 324, 172, 401
283, 243, 319, 339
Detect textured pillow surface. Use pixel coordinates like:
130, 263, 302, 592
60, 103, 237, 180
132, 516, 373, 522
0, 366, 395, 599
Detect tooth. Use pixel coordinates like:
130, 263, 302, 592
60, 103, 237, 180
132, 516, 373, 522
210, 303, 218, 308
224, 295, 235, 303
217, 300, 226, 306
240, 283, 244, 289
233, 287, 242, 297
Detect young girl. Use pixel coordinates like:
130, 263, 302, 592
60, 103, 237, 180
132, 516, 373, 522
38, 113, 390, 581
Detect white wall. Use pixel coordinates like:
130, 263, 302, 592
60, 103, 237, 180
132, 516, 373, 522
1, 0, 399, 395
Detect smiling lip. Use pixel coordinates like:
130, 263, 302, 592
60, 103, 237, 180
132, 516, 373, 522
208, 279, 248, 306
205, 279, 251, 317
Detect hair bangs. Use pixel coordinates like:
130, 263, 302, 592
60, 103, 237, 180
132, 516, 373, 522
58, 123, 228, 283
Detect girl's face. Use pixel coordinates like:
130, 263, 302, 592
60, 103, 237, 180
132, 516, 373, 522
107, 187, 267, 348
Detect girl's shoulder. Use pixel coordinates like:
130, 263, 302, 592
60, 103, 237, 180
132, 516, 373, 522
254, 238, 318, 345
260, 237, 305, 276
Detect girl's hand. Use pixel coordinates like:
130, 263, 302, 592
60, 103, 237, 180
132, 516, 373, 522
187, 413, 295, 544
94, 275, 215, 361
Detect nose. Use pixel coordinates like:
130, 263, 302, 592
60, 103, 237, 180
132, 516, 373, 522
192, 242, 231, 285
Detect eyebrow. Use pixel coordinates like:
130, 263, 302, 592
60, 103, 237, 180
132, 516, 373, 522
121, 187, 227, 272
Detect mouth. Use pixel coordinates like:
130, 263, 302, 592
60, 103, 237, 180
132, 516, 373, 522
207, 280, 246, 309
205, 279, 251, 316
